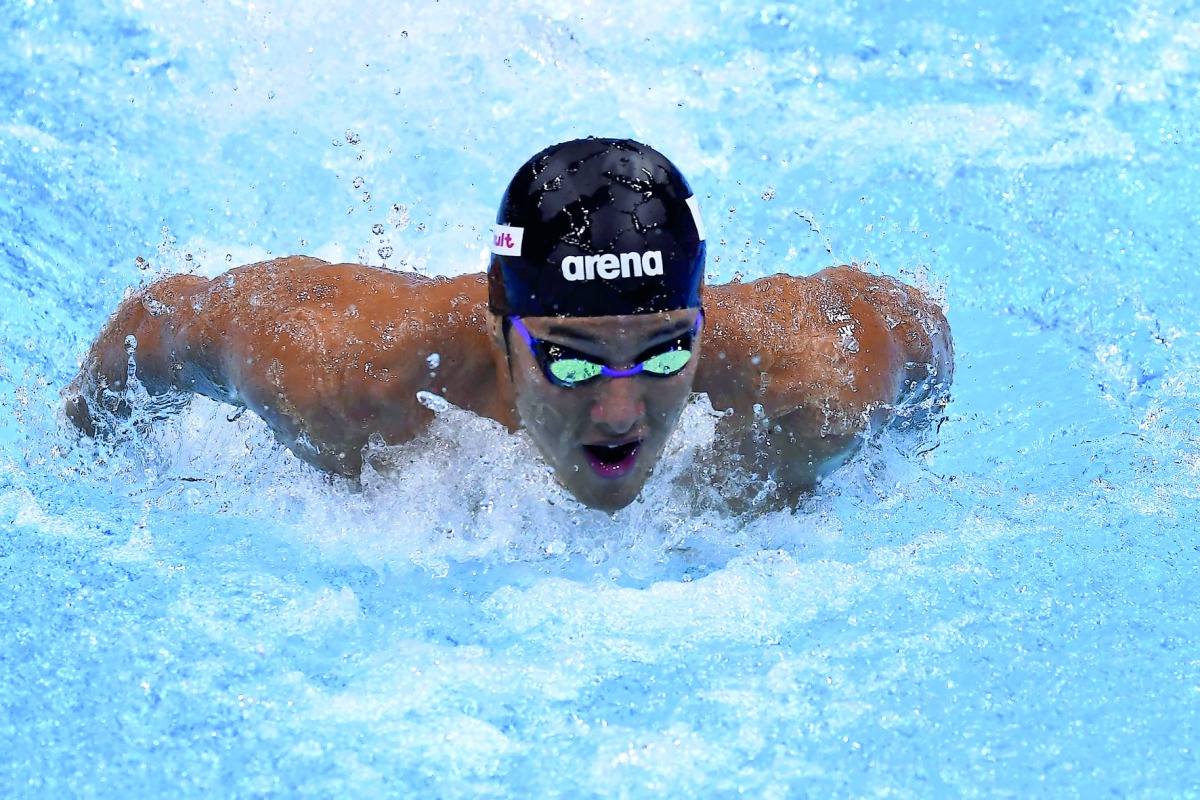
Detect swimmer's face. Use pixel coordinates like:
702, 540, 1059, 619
500, 309, 703, 511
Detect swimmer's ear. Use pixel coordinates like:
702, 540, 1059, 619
487, 311, 516, 385
486, 311, 508, 354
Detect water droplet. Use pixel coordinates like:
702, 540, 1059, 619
372, 223, 385, 235
345, 130, 361, 145
353, 176, 364, 189
267, 90, 276, 100
135, 256, 148, 269
393, 87, 402, 95
125, 335, 138, 353
225, 254, 233, 262
388, 204, 411, 231
400, 30, 409, 38
378, 246, 393, 259
362, 192, 371, 203
184, 253, 193, 262
427, 353, 440, 369
761, 187, 776, 200
416, 223, 426, 232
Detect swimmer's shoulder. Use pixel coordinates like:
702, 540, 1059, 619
199, 256, 488, 308
703, 271, 842, 340
699, 269, 925, 414
224, 256, 479, 288
706, 266, 942, 328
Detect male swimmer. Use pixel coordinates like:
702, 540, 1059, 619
65, 138, 953, 511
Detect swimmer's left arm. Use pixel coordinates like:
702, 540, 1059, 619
818, 265, 954, 423
699, 267, 953, 493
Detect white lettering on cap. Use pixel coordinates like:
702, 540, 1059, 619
561, 251, 663, 282
490, 224, 524, 256
685, 195, 705, 241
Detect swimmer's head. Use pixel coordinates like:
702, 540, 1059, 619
488, 138, 706, 318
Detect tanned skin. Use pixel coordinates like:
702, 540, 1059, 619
64, 256, 953, 494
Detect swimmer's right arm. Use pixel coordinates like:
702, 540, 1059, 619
64, 259, 512, 475
64, 274, 230, 436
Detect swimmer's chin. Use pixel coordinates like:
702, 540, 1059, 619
577, 491, 641, 513
558, 468, 649, 512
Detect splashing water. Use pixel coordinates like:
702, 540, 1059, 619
2, 0, 1200, 796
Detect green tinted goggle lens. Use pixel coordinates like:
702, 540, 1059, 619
642, 348, 693, 375
548, 359, 604, 384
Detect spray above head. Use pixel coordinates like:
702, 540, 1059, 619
488, 138, 706, 318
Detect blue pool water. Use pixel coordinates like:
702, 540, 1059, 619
3, 0, 1199, 795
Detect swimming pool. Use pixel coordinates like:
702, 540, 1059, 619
3, 0, 1198, 795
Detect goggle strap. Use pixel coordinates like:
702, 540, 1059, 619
600, 363, 645, 379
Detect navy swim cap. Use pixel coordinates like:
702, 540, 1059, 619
488, 138, 706, 318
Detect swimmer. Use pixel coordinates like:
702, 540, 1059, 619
64, 138, 953, 511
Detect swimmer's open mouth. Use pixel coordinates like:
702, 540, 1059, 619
582, 440, 642, 477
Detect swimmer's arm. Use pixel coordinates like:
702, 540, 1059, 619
64, 273, 237, 436
64, 261, 507, 476
783, 267, 952, 492
815, 264, 954, 424
773, 267, 953, 485
699, 268, 953, 497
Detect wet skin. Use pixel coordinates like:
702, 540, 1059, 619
65, 256, 954, 509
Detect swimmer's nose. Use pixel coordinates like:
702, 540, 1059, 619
590, 376, 646, 435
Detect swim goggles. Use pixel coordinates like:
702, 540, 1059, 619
508, 313, 703, 388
